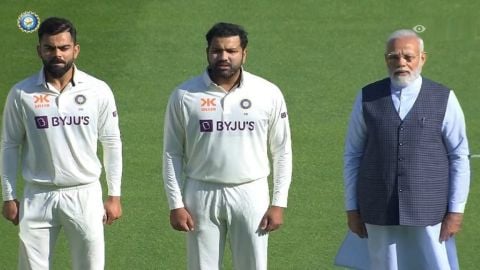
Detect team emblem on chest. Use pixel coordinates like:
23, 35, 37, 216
240, 99, 251, 109
75, 94, 87, 105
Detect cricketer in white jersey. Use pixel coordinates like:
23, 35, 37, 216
1, 17, 122, 270
163, 22, 292, 270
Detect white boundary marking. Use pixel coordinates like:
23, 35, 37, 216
471, 154, 480, 158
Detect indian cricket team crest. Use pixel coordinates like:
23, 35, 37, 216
240, 99, 251, 109
75, 94, 87, 105
17, 11, 40, 33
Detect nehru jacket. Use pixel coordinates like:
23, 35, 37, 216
357, 78, 450, 226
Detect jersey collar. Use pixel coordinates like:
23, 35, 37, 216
202, 67, 246, 91
35, 64, 87, 89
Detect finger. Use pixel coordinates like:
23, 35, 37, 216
171, 220, 188, 231
13, 215, 19, 226
186, 216, 195, 231
439, 229, 449, 242
109, 214, 120, 225
268, 224, 280, 232
352, 224, 366, 238
106, 215, 113, 225
259, 216, 268, 230
177, 223, 190, 232
360, 225, 368, 238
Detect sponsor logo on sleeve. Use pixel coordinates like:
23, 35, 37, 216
281, 112, 287, 118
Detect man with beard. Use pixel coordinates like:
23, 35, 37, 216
343, 29, 470, 269
1, 17, 122, 269
163, 22, 292, 270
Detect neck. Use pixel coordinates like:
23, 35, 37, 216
45, 68, 74, 92
209, 69, 241, 92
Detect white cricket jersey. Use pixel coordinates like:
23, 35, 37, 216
163, 69, 292, 209
1, 66, 122, 201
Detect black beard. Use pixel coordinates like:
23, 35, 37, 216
208, 62, 240, 80
43, 59, 73, 78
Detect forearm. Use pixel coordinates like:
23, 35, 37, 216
448, 154, 470, 213
443, 91, 470, 213
343, 91, 365, 211
163, 152, 185, 209
102, 136, 122, 196
271, 151, 292, 207
1, 143, 20, 201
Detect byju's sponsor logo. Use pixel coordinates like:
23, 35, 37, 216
35, 115, 90, 129
199, 119, 255, 132
199, 120, 213, 132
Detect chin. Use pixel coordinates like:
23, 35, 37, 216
390, 76, 412, 88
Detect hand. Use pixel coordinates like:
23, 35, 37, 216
440, 212, 463, 242
2, 199, 20, 226
104, 196, 122, 225
170, 208, 194, 232
347, 210, 368, 238
259, 206, 284, 233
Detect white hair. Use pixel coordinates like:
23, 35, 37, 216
386, 29, 424, 52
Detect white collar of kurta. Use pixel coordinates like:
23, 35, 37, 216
202, 67, 245, 90
35, 64, 87, 88
389, 75, 423, 118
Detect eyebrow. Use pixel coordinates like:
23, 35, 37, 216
42, 44, 72, 49
385, 50, 417, 54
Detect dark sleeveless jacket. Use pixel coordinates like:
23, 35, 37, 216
358, 77, 450, 226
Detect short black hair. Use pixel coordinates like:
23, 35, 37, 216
205, 22, 248, 49
38, 17, 77, 43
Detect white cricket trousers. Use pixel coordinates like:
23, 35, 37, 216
184, 178, 270, 270
18, 181, 105, 270
365, 223, 459, 270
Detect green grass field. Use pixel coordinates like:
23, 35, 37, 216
0, 0, 479, 269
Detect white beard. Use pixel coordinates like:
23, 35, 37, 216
390, 68, 422, 88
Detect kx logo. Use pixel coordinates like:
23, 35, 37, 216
34, 94, 50, 108
201, 98, 217, 112
201, 98, 216, 106
34, 95, 50, 103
